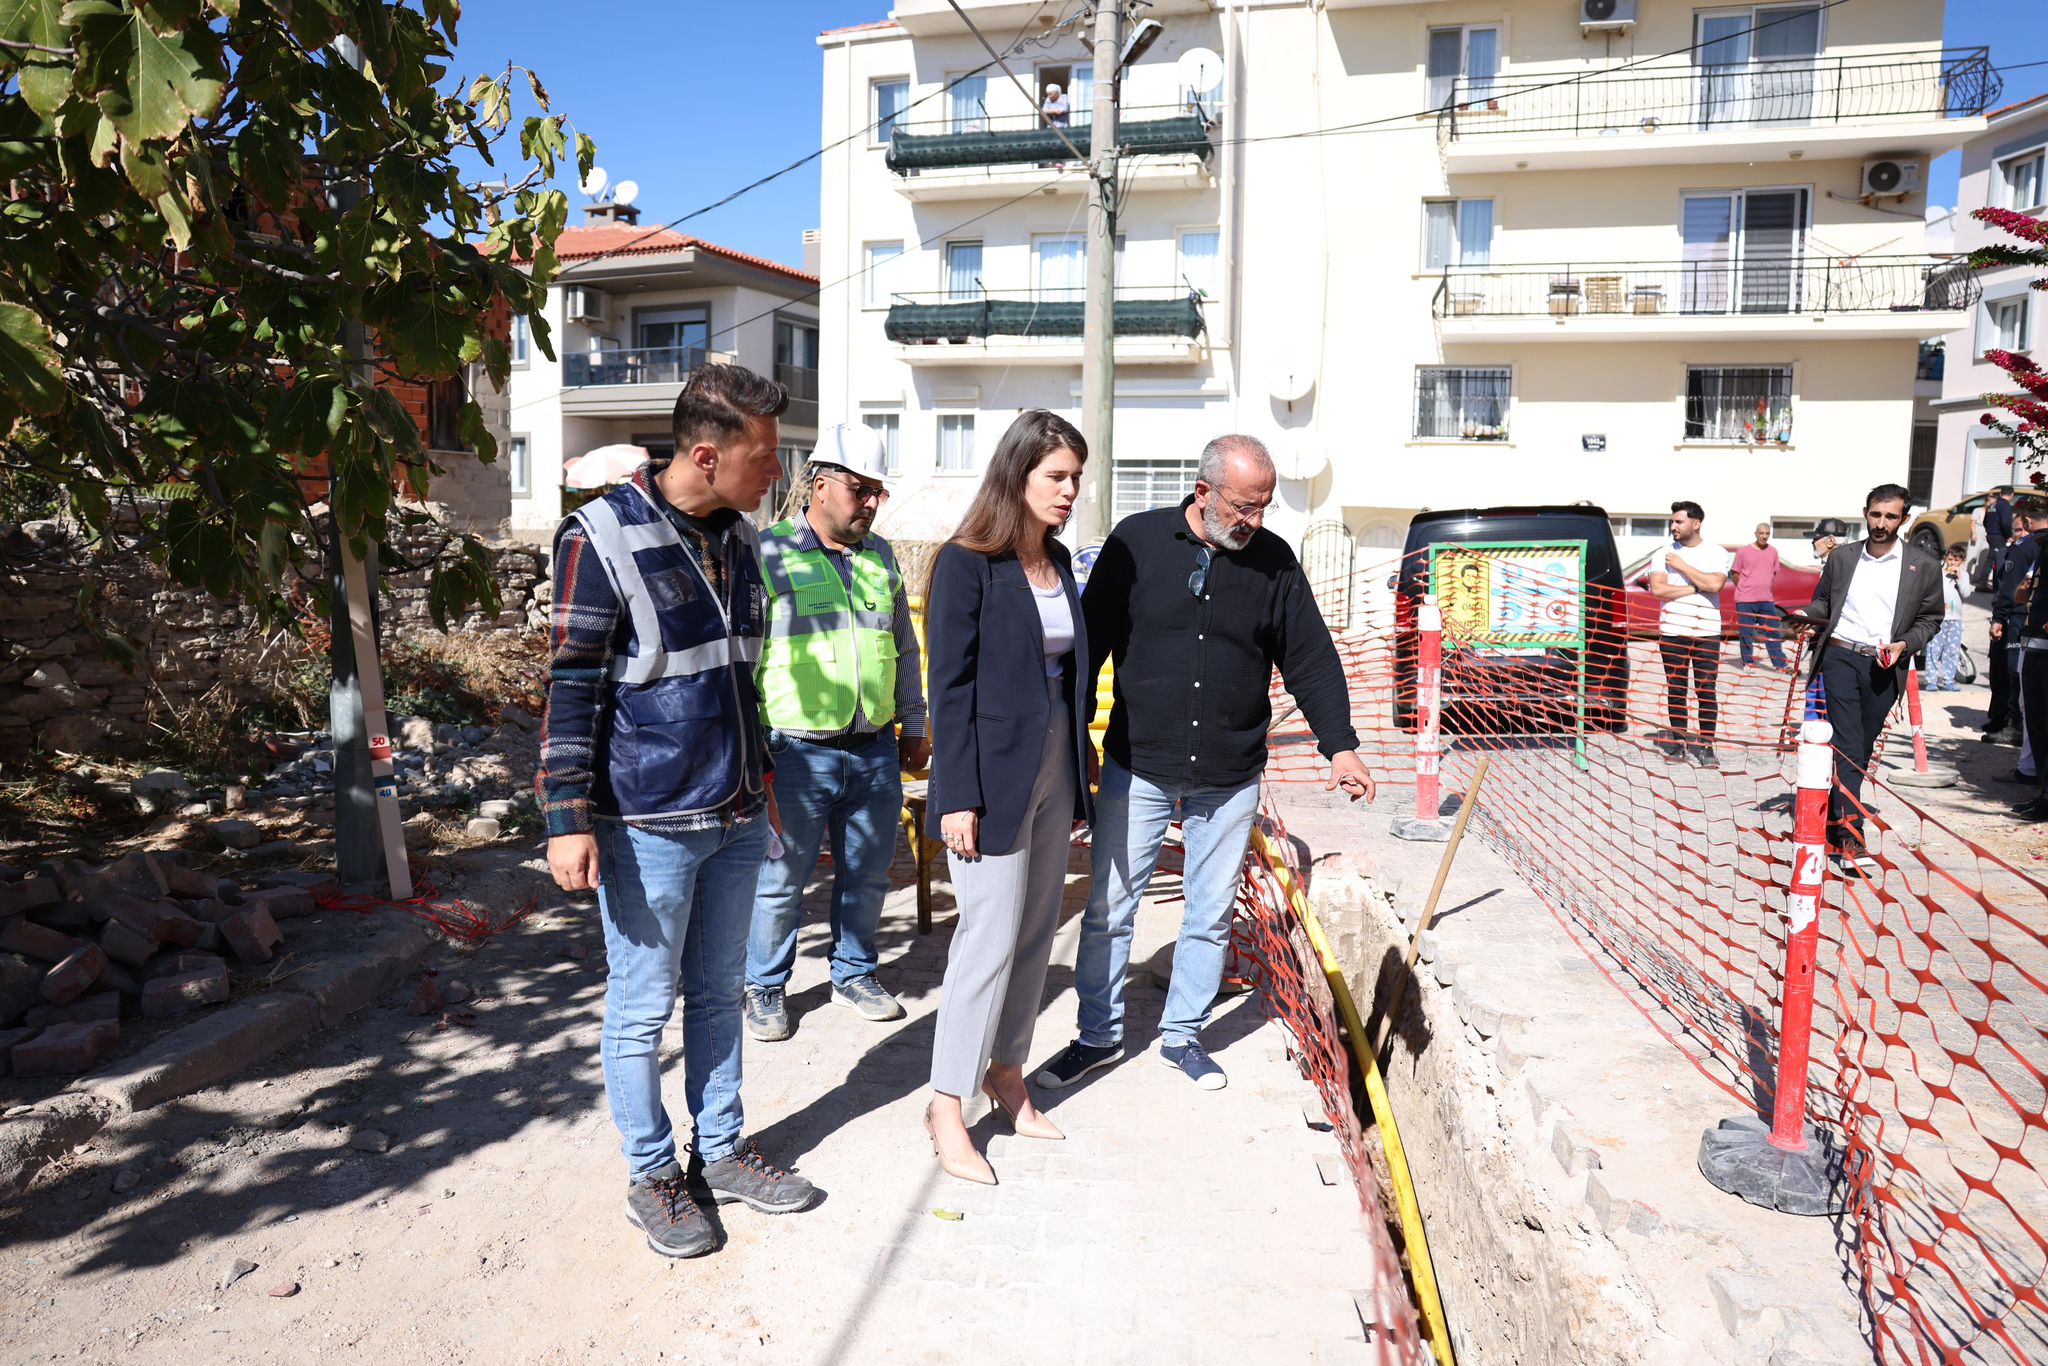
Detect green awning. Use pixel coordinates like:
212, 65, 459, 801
886, 113, 1212, 173
885, 296, 1203, 343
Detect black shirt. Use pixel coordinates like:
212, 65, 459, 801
1081, 499, 1358, 788
1996, 533, 2038, 630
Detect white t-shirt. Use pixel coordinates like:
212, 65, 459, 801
1034, 580, 1074, 677
1658, 541, 1732, 638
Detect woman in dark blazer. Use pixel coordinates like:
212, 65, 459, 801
923, 409, 1095, 1184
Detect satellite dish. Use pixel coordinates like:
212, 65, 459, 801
612, 179, 641, 208
1176, 47, 1224, 96
1272, 440, 1328, 483
578, 165, 609, 198
1267, 357, 1316, 405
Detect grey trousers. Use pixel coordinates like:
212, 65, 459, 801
929, 675, 1076, 1097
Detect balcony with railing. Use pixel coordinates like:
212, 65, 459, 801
774, 362, 820, 428
885, 285, 1206, 365
883, 104, 1216, 200
1432, 255, 1978, 342
559, 345, 735, 416
1442, 48, 1997, 171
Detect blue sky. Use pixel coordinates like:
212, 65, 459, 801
445, 1, 2048, 266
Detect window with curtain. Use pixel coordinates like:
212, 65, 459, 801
937, 413, 977, 472
864, 242, 903, 307
509, 313, 529, 365
1684, 365, 1793, 442
1178, 229, 1220, 299
944, 241, 983, 302
508, 436, 530, 496
1426, 26, 1499, 108
950, 74, 987, 133
1680, 189, 1804, 314
862, 412, 902, 475
1984, 297, 2032, 355
1070, 67, 1093, 127
1422, 199, 1493, 270
1413, 367, 1510, 440
1113, 459, 1200, 521
873, 79, 908, 143
2001, 150, 2045, 211
1034, 234, 1085, 302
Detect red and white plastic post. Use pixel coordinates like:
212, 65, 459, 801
1393, 596, 1452, 842
1892, 663, 1960, 788
1769, 719, 1832, 1150
1698, 718, 1845, 1214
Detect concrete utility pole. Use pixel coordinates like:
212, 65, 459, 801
325, 34, 413, 899
1078, 1, 1122, 545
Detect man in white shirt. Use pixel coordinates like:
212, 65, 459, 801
1787, 483, 1945, 872
1647, 500, 1732, 766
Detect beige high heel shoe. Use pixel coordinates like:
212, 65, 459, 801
982, 1081, 1065, 1141
925, 1103, 996, 1185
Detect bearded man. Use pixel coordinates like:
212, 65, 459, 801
1035, 435, 1373, 1093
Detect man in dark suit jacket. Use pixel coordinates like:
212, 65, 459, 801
1788, 483, 1945, 871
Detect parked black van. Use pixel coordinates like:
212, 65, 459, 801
1392, 504, 1629, 734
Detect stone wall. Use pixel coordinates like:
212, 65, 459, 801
0, 517, 547, 763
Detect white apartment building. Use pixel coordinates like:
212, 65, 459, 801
818, 0, 1994, 557
505, 206, 821, 541
1930, 91, 2048, 510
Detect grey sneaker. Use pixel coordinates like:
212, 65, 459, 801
744, 984, 790, 1042
624, 1162, 715, 1258
1159, 1039, 1227, 1091
696, 1139, 817, 1214
830, 974, 905, 1022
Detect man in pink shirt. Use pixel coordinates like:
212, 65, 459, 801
1730, 522, 1789, 671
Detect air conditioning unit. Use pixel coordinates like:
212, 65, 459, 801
564, 286, 607, 325
1580, 0, 1637, 31
1861, 159, 1922, 198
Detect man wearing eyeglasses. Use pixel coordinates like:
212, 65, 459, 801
744, 424, 929, 1041
1037, 434, 1372, 1093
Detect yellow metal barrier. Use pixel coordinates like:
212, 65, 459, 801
1254, 826, 1457, 1366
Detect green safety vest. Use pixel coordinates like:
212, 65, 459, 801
757, 516, 901, 733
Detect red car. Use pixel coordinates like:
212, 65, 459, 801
1623, 547, 1820, 638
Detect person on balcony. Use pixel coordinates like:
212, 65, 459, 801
1040, 82, 1069, 128
537, 364, 817, 1260
921, 410, 1095, 1185
1037, 435, 1373, 1096
744, 425, 928, 1042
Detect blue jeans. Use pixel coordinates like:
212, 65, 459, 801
1074, 759, 1263, 1049
747, 730, 904, 990
1928, 618, 1963, 688
596, 816, 769, 1176
1735, 600, 1786, 668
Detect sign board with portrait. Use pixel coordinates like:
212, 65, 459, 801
1427, 539, 1590, 764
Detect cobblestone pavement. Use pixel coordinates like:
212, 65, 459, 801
0, 840, 1383, 1365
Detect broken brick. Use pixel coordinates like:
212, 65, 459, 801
10, 1018, 119, 1077
0, 877, 59, 918
25, 991, 121, 1028
95, 959, 143, 996
33, 898, 94, 935
243, 886, 316, 921
160, 860, 218, 901
0, 954, 40, 1024
98, 920, 158, 970
103, 893, 199, 945
40, 943, 107, 1005
407, 977, 443, 1016
0, 918, 82, 964
140, 964, 231, 1019
219, 905, 281, 964
0, 1025, 38, 1075
143, 951, 227, 980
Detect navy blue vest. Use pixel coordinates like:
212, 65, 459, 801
572, 482, 768, 821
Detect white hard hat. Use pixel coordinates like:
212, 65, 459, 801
810, 423, 891, 485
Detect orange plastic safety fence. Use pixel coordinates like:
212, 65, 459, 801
1252, 548, 2046, 1364
1227, 804, 1431, 1362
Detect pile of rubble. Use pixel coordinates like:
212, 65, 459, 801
259, 709, 541, 817
0, 852, 330, 1079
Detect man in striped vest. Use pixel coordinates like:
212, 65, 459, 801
538, 364, 817, 1260
745, 424, 928, 1041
